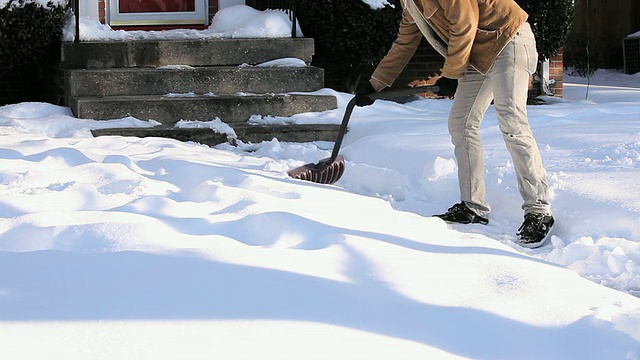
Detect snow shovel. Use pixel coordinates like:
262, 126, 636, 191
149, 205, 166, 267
287, 85, 440, 185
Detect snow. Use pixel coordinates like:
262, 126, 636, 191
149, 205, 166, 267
360, 0, 395, 10
2, 3, 640, 359
0, 0, 64, 8
207, 5, 302, 38
61, 5, 303, 41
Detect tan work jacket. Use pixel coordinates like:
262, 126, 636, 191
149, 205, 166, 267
372, 0, 528, 86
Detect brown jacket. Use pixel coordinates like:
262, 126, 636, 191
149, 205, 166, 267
372, 0, 528, 86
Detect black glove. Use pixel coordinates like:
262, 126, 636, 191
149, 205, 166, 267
354, 81, 377, 107
434, 76, 458, 98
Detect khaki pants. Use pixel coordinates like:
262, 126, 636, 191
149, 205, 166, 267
448, 22, 551, 217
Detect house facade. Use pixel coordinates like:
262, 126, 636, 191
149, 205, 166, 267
0, 1, 568, 106
76, 0, 563, 97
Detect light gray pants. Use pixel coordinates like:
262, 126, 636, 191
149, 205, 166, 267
448, 22, 551, 217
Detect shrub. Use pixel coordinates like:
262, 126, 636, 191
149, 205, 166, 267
515, 0, 574, 61
0, 0, 68, 77
296, 0, 402, 92
563, 32, 599, 76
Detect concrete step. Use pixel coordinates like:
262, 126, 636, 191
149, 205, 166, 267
66, 66, 325, 98
61, 38, 336, 144
72, 93, 337, 125
231, 123, 341, 144
91, 127, 230, 146
90, 123, 342, 145
61, 38, 315, 69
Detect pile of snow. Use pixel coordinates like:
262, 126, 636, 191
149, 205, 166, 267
2, 2, 640, 357
208, 5, 301, 38
0, 69, 640, 359
62, 5, 303, 41
360, 0, 395, 10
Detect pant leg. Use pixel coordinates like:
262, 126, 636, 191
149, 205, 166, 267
448, 69, 495, 216
488, 22, 552, 215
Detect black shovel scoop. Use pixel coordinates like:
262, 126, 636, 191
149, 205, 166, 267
287, 85, 440, 185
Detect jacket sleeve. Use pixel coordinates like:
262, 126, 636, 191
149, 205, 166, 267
439, 0, 479, 79
371, 8, 423, 88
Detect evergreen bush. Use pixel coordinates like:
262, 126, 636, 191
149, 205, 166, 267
0, 0, 68, 78
515, 0, 574, 61
296, 0, 402, 92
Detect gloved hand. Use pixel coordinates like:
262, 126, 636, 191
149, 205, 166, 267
354, 81, 377, 107
434, 76, 458, 98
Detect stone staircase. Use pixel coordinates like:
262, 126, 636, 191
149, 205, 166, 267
60, 38, 339, 145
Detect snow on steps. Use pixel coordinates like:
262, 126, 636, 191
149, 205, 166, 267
60, 38, 338, 144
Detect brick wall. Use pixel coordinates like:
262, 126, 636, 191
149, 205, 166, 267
548, 49, 564, 97
99, 0, 105, 23
209, 1, 218, 18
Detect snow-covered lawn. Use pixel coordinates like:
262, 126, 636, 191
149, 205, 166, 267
1, 4, 640, 358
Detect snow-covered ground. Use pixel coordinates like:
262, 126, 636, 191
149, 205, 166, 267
1, 4, 640, 359
1, 68, 639, 359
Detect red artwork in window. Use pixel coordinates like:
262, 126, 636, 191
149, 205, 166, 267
118, 0, 195, 13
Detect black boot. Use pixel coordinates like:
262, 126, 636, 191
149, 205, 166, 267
517, 213, 555, 248
434, 202, 489, 225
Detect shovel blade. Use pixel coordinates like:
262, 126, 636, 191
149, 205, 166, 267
287, 155, 345, 185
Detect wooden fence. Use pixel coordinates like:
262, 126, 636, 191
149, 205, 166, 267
565, 0, 640, 70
